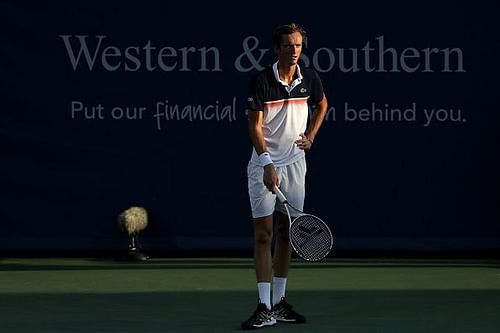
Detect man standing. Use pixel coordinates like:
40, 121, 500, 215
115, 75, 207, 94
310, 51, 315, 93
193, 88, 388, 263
242, 23, 328, 330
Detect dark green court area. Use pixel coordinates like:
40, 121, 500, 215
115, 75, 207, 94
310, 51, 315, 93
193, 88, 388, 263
1, 258, 499, 332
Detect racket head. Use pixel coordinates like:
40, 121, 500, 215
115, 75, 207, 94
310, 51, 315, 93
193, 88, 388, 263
289, 214, 333, 262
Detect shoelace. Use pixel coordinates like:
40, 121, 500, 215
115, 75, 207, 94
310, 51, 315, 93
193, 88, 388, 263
274, 301, 299, 316
252, 307, 270, 320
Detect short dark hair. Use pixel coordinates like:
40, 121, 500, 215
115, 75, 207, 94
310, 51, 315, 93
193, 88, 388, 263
272, 23, 307, 47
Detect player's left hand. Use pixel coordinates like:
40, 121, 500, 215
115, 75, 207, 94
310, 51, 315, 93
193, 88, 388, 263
295, 133, 313, 150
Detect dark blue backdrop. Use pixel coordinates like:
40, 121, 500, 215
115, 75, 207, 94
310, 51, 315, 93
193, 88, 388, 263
1, 1, 499, 255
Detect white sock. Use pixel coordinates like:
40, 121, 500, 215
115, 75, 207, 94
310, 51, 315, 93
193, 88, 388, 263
257, 282, 271, 310
272, 277, 287, 306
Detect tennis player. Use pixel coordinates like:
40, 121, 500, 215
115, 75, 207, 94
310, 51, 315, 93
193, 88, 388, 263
241, 23, 328, 330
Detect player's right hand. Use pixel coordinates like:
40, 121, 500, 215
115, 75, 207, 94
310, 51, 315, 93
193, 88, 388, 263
263, 164, 279, 192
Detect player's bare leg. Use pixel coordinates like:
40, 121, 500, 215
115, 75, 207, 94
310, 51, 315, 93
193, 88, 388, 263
241, 215, 277, 330
254, 215, 273, 282
271, 212, 306, 324
273, 212, 292, 277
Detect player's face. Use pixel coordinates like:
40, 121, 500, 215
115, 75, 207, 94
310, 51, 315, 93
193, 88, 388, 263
276, 32, 303, 67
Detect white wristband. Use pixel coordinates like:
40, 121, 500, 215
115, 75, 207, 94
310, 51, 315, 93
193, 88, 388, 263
258, 152, 273, 167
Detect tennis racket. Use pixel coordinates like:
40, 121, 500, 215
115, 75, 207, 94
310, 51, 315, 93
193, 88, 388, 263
274, 187, 333, 261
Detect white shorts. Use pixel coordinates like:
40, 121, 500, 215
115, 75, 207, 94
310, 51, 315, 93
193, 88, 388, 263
247, 157, 307, 218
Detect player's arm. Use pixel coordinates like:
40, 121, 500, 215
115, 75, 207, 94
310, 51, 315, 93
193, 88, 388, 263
296, 94, 328, 150
306, 94, 328, 142
248, 110, 267, 155
248, 110, 279, 191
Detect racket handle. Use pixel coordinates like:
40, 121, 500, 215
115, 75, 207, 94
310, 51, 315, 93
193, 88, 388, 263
273, 186, 288, 204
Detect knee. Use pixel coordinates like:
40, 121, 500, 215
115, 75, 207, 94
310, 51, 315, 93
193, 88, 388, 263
254, 228, 273, 246
275, 219, 290, 242
275, 226, 290, 243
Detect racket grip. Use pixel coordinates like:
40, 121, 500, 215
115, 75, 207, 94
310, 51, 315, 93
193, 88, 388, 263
273, 186, 288, 204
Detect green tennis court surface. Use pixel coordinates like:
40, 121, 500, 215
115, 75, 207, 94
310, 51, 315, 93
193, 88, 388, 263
1, 258, 499, 332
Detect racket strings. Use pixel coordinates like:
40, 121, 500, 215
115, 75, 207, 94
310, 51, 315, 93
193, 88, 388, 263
290, 215, 332, 261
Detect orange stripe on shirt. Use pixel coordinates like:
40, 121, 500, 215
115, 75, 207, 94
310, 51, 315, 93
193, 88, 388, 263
264, 97, 308, 109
